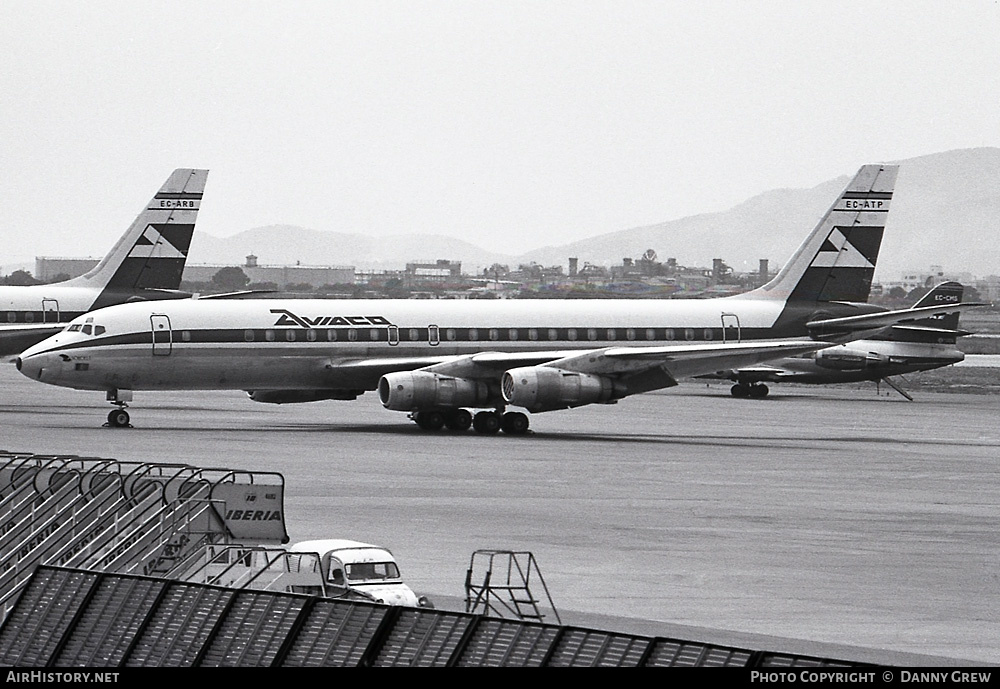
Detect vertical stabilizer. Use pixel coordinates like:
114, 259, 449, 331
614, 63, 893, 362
884, 281, 965, 344
67, 168, 208, 309
743, 164, 899, 303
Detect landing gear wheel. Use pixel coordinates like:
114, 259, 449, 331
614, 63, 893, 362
500, 411, 529, 435
749, 384, 769, 399
472, 411, 501, 435
415, 411, 445, 431
444, 409, 472, 431
107, 409, 130, 428
731, 383, 751, 398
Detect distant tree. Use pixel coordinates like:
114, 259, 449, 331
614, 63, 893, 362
284, 282, 314, 292
248, 281, 279, 292
888, 286, 907, 300
210, 266, 250, 291
2, 269, 41, 286
46, 273, 72, 284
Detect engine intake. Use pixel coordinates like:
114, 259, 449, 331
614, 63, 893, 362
378, 371, 491, 411
501, 366, 626, 413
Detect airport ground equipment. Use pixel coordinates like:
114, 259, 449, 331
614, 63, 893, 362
465, 549, 560, 625
176, 541, 433, 608
0, 451, 288, 622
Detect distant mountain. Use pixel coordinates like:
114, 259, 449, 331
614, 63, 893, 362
188, 147, 1000, 279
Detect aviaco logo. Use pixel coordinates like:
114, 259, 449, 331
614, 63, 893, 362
270, 309, 394, 328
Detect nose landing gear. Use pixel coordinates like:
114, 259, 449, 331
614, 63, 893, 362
106, 408, 131, 428
104, 388, 134, 428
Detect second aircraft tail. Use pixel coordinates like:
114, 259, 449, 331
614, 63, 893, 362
65, 168, 209, 309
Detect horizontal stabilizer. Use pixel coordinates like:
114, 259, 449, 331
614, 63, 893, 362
808, 302, 990, 338
889, 325, 973, 338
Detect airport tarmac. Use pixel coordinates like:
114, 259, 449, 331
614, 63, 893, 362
0, 363, 997, 665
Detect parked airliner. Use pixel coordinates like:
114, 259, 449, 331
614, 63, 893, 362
702, 281, 982, 399
18, 163, 970, 433
0, 169, 208, 356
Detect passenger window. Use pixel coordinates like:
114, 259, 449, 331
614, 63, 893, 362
6, 313, 13, 323
703, 328, 713, 340
568, 328, 577, 341
409, 328, 419, 341
446, 328, 456, 341
348, 329, 358, 341
181, 330, 190, 342
286, 330, 296, 341
548, 328, 558, 341
626, 328, 635, 341
327, 329, 337, 341
244, 330, 255, 342
645, 329, 655, 340
265, 330, 275, 342
469, 329, 479, 341
606, 329, 616, 340
528, 329, 538, 341
307, 330, 317, 342
508, 328, 518, 340
587, 328, 597, 341
489, 329, 499, 341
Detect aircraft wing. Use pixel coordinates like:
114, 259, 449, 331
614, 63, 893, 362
331, 340, 827, 393
0, 323, 66, 361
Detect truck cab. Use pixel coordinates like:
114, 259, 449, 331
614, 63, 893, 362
288, 538, 432, 608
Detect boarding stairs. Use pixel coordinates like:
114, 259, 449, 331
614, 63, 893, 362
465, 549, 561, 624
0, 453, 290, 624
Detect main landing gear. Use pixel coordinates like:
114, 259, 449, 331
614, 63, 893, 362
730, 383, 769, 399
410, 408, 530, 435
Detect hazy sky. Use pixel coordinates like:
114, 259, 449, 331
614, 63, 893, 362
2, 0, 998, 267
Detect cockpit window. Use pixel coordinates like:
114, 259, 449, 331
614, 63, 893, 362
67, 324, 82, 332
94, 325, 106, 336
82, 325, 92, 335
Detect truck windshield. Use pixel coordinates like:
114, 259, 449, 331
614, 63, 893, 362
345, 562, 400, 582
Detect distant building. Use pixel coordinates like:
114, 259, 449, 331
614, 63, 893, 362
35, 257, 100, 281
182, 255, 354, 288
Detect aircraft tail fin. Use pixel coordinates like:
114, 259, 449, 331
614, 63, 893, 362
740, 164, 899, 304
885, 281, 966, 343
66, 168, 208, 309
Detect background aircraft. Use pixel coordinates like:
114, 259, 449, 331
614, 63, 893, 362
702, 281, 980, 400
0, 168, 208, 356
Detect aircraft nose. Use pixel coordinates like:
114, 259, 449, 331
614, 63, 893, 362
16, 353, 50, 383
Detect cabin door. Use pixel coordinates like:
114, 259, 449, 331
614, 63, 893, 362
151, 314, 172, 356
721, 313, 741, 343
42, 299, 59, 322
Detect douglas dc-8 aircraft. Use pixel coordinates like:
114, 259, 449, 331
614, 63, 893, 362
16, 164, 975, 433
702, 281, 981, 400
0, 169, 208, 356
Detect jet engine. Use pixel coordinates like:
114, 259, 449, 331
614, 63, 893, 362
378, 371, 491, 411
247, 389, 363, 404
501, 366, 626, 413
814, 346, 889, 371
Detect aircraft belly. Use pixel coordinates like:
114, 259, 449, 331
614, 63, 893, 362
83, 347, 333, 391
